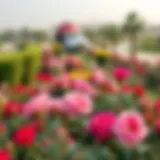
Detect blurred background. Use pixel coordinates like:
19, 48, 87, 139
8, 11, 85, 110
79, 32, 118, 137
0, 0, 160, 59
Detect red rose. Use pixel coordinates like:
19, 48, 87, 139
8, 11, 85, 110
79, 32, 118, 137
65, 55, 83, 69
0, 149, 11, 160
135, 65, 145, 75
154, 99, 160, 112
3, 102, 22, 117
133, 85, 145, 97
155, 117, 160, 133
121, 85, 133, 93
103, 81, 118, 94
37, 73, 53, 82
88, 112, 116, 141
12, 85, 37, 96
12, 84, 26, 94
13, 124, 37, 147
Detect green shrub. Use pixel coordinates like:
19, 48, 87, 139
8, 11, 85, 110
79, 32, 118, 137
0, 45, 41, 86
22, 49, 41, 85
145, 66, 160, 90
0, 53, 23, 86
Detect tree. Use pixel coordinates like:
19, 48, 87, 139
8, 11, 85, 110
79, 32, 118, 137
0, 29, 16, 42
83, 28, 98, 44
123, 11, 144, 56
19, 28, 32, 42
32, 30, 48, 42
99, 24, 121, 52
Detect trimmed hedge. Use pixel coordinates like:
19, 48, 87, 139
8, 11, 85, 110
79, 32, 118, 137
0, 46, 41, 86
22, 50, 41, 85
0, 53, 23, 85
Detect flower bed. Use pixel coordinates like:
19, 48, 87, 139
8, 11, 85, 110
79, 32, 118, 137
0, 48, 160, 160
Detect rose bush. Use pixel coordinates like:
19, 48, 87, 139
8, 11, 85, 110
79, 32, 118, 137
0, 45, 159, 160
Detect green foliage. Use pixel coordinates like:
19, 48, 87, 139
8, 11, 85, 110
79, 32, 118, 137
145, 66, 160, 90
22, 48, 41, 85
0, 53, 23, 86
123, 11, 144, 55
0, 45, 41, 86
100, 24, 121, 45
122, 12, 144, 35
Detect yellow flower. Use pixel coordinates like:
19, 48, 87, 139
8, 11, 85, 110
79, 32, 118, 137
69, 70, 91, 80
94, 48, 111, 57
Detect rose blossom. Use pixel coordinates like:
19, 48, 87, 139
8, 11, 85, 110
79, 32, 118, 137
48, 98, 63, 113
155, 117, 160, 133
0, 149, 11, 160
71, 79, 98, 97
65, 55, 83, 69
120, 85, 133, 94
53, 73, 70, 90
113, 66, 131, 81
23, 93, 51, 116
133, 85, 145, 97
154, 98, 160, 112
62, 92, 93, 116
92, 68, 106, 85
13, 124, 37, 147
103, 80, 119, 94
12, 84, 26, 94
88, 112, 116, 141
3, 101, 22, 117
37, 73, 53, 82
114, 111, 148, 147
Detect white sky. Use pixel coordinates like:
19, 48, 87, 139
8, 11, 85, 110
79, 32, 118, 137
0, 0, 160, 29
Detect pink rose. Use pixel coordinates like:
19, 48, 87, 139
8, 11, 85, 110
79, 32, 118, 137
53, 73, 70, 90
52, 57, 64, 68
65, 55, 83, 69
88, 112, 116, 141
62, 92, 93, 116
114, 111, 148, 147
113, 66, 131, 81
48, 98, 63, 113
92, 68, 106, 85
23, 93, 51, 116
71, 79, 98, 97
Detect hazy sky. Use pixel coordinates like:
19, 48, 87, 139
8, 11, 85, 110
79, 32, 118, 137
0, 0, 160, 29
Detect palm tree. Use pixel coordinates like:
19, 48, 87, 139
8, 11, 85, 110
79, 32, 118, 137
123, 11, 144, 56
99, 24, 121, 52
